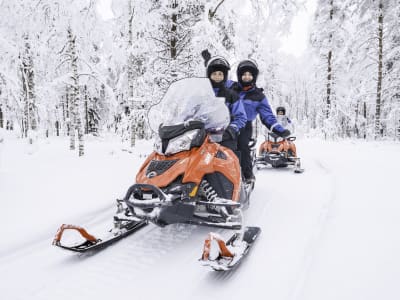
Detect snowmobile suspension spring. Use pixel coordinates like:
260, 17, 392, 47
199, 180, 218, 202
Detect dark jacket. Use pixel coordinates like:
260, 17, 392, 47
213, 85, 247, 132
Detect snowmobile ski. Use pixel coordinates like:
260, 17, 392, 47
199, 226, 261, 271
293, 158, 305, 173
52, 218, 148, 253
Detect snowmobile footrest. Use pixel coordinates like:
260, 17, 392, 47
199, 226, 261, 271
201, 232, 235, 260
196, 199, 241, 207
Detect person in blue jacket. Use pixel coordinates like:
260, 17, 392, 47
276, 106, 294, 133
203, 53, 247, 151
227, 60, 290, 183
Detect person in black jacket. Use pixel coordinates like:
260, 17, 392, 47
202, 51, 247, 151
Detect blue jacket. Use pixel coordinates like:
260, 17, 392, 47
277, 115, 294, 132
226, 80, 285, 133
213, 86, 247, 132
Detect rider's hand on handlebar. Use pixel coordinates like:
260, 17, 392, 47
278, 129, 291, 138
222, 125, 238, 141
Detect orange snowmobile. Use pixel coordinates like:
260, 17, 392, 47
124, 118, 249, 229
254, 132, 304, 173
53, 78, 253, 253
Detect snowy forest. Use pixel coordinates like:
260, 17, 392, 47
0, 0, 399, 156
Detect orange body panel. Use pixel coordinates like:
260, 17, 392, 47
136, 136, 242, 201
259, 139, 297, 157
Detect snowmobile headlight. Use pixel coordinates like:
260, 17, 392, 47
165, 129, 200, 155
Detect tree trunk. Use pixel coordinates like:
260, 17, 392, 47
326, 0, 334, 119
84, 85, 89, 134
128, 0, 136, 147
65, 87, 70, 136
363, 101, 367, 139
61, 94, 66, 135
20, 35, 37, 141
130, 117, 136, 147
55, 120, 60, 136
374, 0, 383, 138
22, 76, 29, 138
396, 93, 400, 140
326, 50, 332, 118
0, 106, 3, 128
67, 27, 84, 155
355, 100, 360, 138
68, 84, 75, 150
171, 1, 178, 59
128, 1, 134, 105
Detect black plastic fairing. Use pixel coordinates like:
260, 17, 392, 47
158, 121, 206, 153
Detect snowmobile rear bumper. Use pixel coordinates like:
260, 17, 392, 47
256, 152, 289, 168
255, 152, 304, 173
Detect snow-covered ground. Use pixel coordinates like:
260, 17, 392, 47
1, 132, 399, 300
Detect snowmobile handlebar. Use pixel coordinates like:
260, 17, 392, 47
267, 132, 296, 142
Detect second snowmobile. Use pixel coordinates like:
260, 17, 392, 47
254, 132, 304, 173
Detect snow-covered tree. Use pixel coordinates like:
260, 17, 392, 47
309, 0, 351, 138
343, 0, 399, 139
19, 34, 38, 140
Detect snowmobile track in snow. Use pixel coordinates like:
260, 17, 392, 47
289, 158, 337, 300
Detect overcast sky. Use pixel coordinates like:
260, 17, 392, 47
279, 0, 317, 57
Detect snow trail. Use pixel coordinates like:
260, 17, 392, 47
289, 157, 337, 300
1, 138, 400, 300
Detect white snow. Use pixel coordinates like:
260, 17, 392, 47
1, 133, 399, 300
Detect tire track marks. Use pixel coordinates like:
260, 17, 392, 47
289, 158, 337, 300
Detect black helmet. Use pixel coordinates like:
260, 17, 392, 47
276, 106, 286, 115
237, 59, 259, 86
206, 57, 230, 81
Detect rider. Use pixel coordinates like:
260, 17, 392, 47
203, 53, 247, 151
227, 60, 290, 183
276, 106, 294, 132
276, 106, 297, 158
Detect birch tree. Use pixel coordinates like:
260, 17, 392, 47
65, 27, 84, 156
19, 34, 38, 141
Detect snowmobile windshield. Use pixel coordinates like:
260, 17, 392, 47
148, 78, 230, 133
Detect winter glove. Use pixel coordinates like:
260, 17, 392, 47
222, 126, 238, 141
201, 49, 211, 66
278, 129, 291, 138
